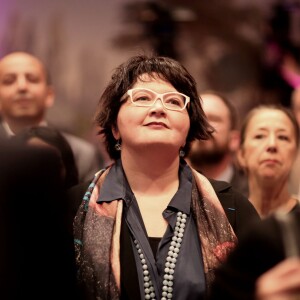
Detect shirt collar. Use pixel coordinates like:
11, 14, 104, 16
96, 159, 129, 203
167, 160, 192, 215
215, 164, 234, 182
1, 121, 14, 137
96, 159, 193, 215
1, 120, 48, 137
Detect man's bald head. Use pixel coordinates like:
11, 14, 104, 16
0, 52, 54, 133
0, 52, 50, 84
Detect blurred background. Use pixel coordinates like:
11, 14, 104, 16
1, 0, 300, 142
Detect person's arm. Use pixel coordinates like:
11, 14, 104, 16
209, 217, 286, 300
256, 257, 300, 300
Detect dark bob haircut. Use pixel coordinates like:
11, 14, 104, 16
94, 55, 214, 160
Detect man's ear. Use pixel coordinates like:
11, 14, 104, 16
45, 86, 54, 108
229, 130, 240, 153
237, 148, 246, 170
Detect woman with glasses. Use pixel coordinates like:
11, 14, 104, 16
72, 55, 259, 300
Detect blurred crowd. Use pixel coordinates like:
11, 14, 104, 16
1, 1, 300, 299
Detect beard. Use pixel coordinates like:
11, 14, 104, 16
188, 140, 229, 167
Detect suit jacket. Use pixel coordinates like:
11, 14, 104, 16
209, 204, 300, 300
230, 165, 249, 198
62, 132, 102, 182
195, 165, 249, 199
203, 178, 257, 239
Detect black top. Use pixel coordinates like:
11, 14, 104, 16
148, 237, 161, 256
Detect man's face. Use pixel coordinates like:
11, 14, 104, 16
0, 52, 53, 124
188, 94, 233, 164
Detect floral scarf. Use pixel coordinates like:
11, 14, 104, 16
73, 166, 237, 299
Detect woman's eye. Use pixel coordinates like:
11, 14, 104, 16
278, 135, 289, 141
165, 96, 183, 107
135, 95, 151, 102
254, 134, 264, 139
169, 99, 181, 106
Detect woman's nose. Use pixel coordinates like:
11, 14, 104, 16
150, 97, 166, 113
266, 135, 277, 153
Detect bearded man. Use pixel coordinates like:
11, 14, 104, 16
186, 91, 248, 197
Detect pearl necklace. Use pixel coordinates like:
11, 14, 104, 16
134, 211, 187, 300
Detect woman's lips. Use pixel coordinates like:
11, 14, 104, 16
261, 159, 280, 165
145, 122, 168, 128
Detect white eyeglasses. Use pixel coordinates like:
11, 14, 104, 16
122, 88, 190, 111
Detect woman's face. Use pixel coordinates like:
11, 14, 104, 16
113, 73, 190, 155
238, 109, 298, 182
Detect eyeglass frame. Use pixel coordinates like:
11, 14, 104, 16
121, 87, 190, 111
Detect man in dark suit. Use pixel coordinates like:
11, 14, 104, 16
0, 51, 102, 182
186, 91, 248, 197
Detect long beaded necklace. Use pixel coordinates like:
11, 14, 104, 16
133, 211, 187, 300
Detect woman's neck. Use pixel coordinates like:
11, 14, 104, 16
248, 178, 296, 218
121, 147, 180, 195
120, 148, 181, 237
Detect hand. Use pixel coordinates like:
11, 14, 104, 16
256, 257, 300, 300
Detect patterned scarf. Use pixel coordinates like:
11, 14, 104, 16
73, 166, 237, 299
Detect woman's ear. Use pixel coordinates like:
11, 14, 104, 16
237, 148, 246, 170
112, 126, 120, 140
